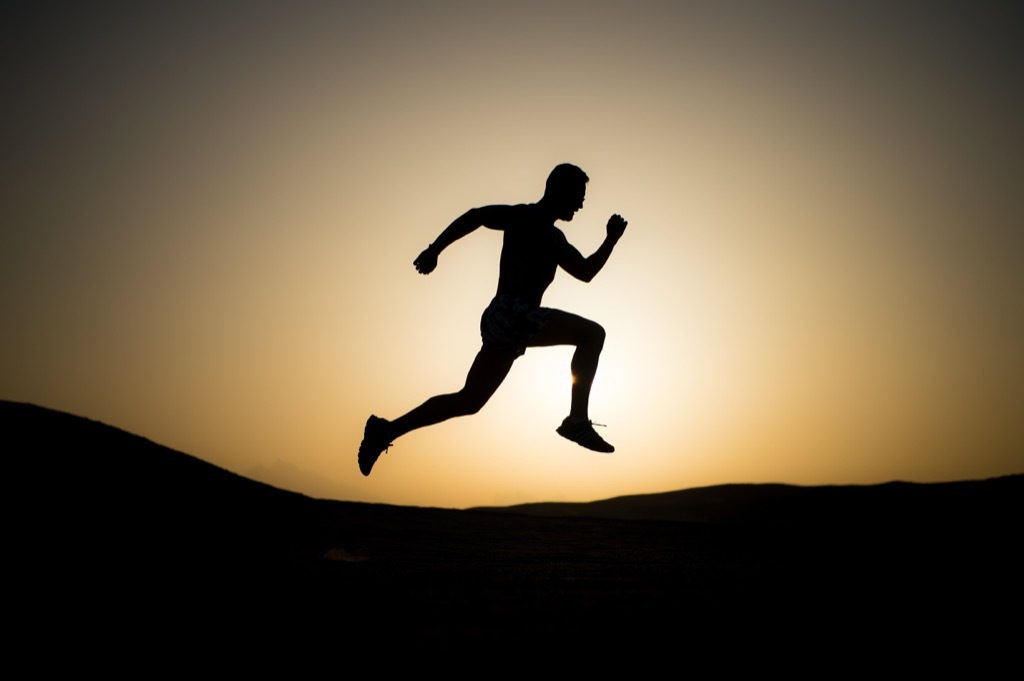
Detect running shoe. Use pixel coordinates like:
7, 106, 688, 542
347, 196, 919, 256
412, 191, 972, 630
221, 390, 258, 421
358, 415, 395, 476
556, 416, 614, 453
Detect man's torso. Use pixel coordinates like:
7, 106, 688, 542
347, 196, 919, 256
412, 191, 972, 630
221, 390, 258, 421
494, 204, 566, 306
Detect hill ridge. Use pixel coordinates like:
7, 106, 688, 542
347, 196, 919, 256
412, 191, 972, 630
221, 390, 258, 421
7, 398, 1020, 523
6, 399, 1021, 645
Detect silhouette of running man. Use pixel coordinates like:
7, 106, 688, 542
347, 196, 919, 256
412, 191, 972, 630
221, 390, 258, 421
358, 163, 628, 476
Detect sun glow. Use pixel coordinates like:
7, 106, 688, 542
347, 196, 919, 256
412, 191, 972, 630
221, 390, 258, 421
4, 2, 1021, 509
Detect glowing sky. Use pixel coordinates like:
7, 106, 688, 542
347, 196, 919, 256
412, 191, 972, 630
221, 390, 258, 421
3, 1, 1022, 508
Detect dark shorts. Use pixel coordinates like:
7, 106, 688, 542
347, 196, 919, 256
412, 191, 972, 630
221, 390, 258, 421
480, 294, 551, 357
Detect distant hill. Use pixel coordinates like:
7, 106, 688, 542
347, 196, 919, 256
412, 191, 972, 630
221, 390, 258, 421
473, 475, 1023, 527
12, 398, 1018, 526
8, 399, 326, 570
7, 399, 1021, 650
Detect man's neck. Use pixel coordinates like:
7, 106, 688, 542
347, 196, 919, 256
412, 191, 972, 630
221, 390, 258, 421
533, 198, 561, 223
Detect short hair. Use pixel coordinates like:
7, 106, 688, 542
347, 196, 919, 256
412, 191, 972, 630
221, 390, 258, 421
545, 163, 589, 197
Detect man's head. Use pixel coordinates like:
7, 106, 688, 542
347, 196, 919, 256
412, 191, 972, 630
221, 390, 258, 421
543, 163, 588, 220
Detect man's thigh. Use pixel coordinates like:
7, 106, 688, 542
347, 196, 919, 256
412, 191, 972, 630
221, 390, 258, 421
526, 309, 601, 348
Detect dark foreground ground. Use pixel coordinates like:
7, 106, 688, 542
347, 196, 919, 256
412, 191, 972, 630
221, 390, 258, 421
9, 400, 1020, 660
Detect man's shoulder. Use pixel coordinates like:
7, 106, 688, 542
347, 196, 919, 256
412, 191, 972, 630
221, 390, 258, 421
475, 203, 539, 229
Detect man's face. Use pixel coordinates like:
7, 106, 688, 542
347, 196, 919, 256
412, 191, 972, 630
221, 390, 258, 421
556, 183, 586, 221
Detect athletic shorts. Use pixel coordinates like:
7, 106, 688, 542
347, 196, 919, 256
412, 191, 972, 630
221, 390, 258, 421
479, 294, 551, 357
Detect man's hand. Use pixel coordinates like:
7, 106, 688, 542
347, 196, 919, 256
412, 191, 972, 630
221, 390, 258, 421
414, 245, 438, 274
607, 214, 628, 241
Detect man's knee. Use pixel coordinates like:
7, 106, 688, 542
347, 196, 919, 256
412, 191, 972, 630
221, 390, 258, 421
586, 320, 606, 347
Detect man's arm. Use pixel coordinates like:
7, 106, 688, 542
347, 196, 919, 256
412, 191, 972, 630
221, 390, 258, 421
558, 214, 628, 282
413, 205, 514, 274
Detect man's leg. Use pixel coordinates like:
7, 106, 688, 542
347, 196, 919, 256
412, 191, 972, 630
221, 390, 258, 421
526, 309, 614, 453
390, 347, 517, 437
526, 309, 606, 419
358, 347, 517, 475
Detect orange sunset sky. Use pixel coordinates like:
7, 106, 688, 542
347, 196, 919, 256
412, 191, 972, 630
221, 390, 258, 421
3, 1, 1022, 508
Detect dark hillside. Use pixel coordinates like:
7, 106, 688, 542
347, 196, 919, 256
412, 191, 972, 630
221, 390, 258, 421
7, 400, 1020, 653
